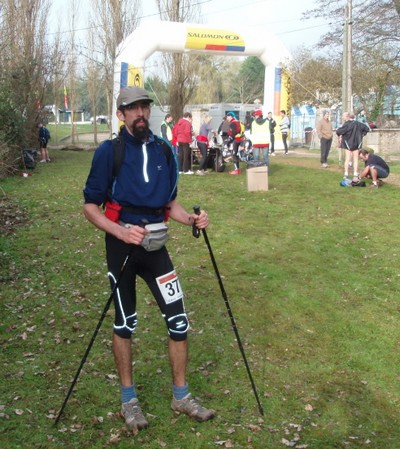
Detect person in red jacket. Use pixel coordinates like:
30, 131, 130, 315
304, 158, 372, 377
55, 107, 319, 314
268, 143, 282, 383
226, 112, 243, 175
173, 112, 194, 174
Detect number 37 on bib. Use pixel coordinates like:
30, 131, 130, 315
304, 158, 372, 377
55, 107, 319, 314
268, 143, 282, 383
156, 270, 183, 304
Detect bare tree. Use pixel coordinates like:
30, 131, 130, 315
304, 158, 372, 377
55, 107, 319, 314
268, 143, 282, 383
286, 47, 342, 107
190, 55, 229, 104
234, 57, 265, 104
65, 0, 79, 144
1, 0, 55, 146
88, 0, 140, 127
48, 30, 68, 144
306, 0, 399, 50
85, 25, 104, 145
303, 0, 400, 122
156, 0, 201, 120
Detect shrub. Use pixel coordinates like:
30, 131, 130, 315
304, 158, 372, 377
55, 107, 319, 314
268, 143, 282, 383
0, 85, 26, 178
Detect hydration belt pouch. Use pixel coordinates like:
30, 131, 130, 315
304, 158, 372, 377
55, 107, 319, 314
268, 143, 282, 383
141, 223, 169, 251
122, 222, 169, 252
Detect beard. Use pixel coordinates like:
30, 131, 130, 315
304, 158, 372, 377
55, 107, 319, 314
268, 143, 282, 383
129, 117, 150, 140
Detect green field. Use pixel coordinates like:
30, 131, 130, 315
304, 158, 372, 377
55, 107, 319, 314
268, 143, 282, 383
46, 123, 110, 144
1, 149, 399, 449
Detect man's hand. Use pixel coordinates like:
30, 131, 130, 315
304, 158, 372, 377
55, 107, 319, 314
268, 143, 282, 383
119, 224, 150, 246
190, 209, 209, 230
84, 203, 150, 246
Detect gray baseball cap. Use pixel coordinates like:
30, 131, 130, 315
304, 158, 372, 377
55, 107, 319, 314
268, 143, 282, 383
116, 86, 153, 108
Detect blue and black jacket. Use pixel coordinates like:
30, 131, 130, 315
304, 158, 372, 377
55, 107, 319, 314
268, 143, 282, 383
83, 127, 178, 225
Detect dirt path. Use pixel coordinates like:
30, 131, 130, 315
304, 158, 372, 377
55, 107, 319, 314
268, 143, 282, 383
50, 133, 110, 150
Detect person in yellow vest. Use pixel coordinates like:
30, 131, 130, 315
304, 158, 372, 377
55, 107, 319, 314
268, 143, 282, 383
250, 109, 270, 165
160, 113, 174, 144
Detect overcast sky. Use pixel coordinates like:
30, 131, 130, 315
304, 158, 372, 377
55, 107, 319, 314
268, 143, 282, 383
50, 0, 330, 77
50, 0, 328, 49
143, 0, 328, 49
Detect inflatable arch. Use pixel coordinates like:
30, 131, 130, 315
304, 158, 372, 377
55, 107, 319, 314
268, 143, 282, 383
112, 20, 291, 134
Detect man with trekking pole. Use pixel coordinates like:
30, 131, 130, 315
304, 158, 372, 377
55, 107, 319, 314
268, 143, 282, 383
81, 86, 214, 431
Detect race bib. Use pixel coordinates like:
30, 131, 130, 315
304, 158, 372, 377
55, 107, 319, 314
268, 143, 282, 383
156, 270, 183, 304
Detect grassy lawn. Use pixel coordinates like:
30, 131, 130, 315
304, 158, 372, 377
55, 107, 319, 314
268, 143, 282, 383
1, 149, 399, 449
47, 123, 110, 144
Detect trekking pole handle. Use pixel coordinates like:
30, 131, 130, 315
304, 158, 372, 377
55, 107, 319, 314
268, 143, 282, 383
192, 205, 201, 238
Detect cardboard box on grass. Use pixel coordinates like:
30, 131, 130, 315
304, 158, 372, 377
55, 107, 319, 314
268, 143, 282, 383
246, 165, 268, 191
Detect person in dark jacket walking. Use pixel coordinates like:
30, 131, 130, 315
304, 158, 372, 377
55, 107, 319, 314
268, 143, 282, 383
38, 122, 51, 162
336, 112, 370, 180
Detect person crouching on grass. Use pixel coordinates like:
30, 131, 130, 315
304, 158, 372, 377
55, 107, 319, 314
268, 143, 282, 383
358, 149, 390, 188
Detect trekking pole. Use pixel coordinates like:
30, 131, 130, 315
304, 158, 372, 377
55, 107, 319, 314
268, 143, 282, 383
192, 206, 264, 416
55, 247, 134, 425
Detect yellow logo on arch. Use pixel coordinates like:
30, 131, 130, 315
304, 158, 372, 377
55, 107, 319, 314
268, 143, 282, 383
120, 62, 143, 88
185, 27, 245, 52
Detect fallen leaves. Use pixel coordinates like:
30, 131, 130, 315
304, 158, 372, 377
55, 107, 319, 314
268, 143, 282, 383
56, 422, 84, 433
0, 404, 9, 420
215, 440, 234, 448
247, 424, 262, 432
92, 415, 104, 424
46, 410, 58, 419
0, 197, 29, 235
107, 431, 121, 444
280, 422, 308, 448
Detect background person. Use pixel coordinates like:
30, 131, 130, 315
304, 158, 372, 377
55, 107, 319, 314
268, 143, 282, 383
279, 110, 290, 155
316, 110, 333, 168
336, 111, 370, 180
38, 122, 51, 162
83, 86, 215, 432
226, 112, 243, 175
196, 115, 214, 175
267, 112, 277, 156
160, 113, 174, 143
358, 149, 390, 188
250, 109, 270, 165
173, 112, 194, 174
356, 109, 371, 131
217, 116, 230, 140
